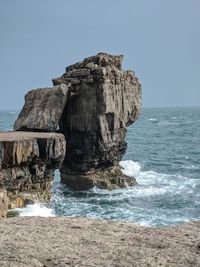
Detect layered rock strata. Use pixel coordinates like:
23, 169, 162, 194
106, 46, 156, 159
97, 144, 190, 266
0, 132, 66, 208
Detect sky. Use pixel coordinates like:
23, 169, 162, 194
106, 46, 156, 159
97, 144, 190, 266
0, 0, 199, 110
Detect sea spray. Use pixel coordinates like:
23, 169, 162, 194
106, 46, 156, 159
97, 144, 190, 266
17, 204, 55, 217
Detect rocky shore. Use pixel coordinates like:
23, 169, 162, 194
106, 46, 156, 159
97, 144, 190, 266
0, 217, 199, 267
0, 54, 198, 267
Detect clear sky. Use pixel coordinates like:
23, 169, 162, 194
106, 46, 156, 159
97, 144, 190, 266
0, 0, 199, 109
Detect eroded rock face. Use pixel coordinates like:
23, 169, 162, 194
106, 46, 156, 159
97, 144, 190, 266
0, 132, 66, 207
14, 84, 69, 132
53, 53, 142, 189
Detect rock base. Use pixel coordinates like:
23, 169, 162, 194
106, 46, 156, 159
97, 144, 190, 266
61, 164, 137, 190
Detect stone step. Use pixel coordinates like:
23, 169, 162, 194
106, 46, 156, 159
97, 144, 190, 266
0, 131, 66, 169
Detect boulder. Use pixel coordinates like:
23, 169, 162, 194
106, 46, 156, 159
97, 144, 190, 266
0, 131, 66, 206
14, 84, 69, 132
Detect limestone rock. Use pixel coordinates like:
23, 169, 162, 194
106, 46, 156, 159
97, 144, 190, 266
14, 84, 69, 132
54, 53, 142, 189
0, 189, 8, 218
61, 165, 137, 190
0, 131, 66, 206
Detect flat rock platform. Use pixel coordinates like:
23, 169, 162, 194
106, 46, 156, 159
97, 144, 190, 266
0, 217, 199, 267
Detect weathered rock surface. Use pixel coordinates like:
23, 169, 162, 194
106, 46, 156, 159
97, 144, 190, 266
14, 84, 69, 132
54, 53, 142, 189
0, 132, 66, 208
0, 189, 8, 218
0, 217, 199, 267
61, 164, 137, 190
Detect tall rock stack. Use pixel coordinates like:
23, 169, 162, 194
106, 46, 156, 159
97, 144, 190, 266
14, 53, 142, 191
53, 53, 142, 189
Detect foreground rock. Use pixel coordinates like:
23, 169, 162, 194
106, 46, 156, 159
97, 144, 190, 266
0, 131, 66, 208
0, 217, 199, 267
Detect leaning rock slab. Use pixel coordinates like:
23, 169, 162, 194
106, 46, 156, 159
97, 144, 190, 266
0, 131, 66, 207
14, 83, 69, 132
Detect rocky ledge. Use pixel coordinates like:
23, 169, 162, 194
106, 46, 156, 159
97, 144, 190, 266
0, 217, 199, 267
0, 131, 66, 209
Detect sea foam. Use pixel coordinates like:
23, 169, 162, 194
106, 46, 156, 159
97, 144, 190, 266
18, 204, 54, 217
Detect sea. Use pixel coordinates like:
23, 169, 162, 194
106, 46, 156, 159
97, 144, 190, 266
0, 107, 199, 227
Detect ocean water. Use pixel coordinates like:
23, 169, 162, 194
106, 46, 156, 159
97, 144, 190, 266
0, 107, 199, 227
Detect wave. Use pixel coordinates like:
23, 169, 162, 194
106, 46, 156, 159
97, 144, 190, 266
14, 160, 200, 227
120, 160, 141, 177
121, 159, 198, 187
148, 118, 157, 121
17, 204, 54, 217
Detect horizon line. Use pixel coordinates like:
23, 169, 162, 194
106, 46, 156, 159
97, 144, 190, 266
0, 105, 200, 112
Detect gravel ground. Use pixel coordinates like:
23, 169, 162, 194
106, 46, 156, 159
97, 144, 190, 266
0, 217, 200, 267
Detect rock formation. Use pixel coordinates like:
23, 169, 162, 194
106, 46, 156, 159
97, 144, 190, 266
12, 53, 142, 190
53, 53, 142, 189
0, 132, 66, 208
0, 53, 141, 217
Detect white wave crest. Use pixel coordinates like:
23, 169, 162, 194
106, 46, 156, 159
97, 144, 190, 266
148, 118, 157, 121
120, 160, 141, 177
119, 160, 198, 197
18, 204, 55, 217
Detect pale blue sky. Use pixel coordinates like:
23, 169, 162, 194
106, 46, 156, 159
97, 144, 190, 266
0, 0, 199, 109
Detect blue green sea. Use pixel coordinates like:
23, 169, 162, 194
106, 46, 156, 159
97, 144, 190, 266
0, 107, 199, 227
